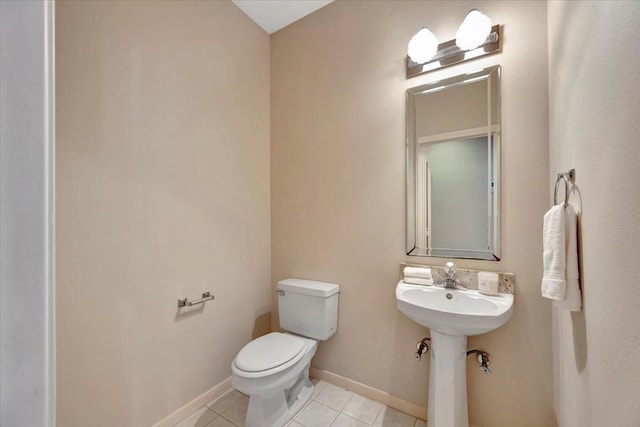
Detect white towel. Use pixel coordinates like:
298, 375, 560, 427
554, 204, 582, 311
541, 205, 567, 300
403, 277, 434, 286
403, 266, 432, 279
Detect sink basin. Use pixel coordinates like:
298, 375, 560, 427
396, 282, 514, 335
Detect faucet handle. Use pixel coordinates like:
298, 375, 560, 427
445, 261, 456, 276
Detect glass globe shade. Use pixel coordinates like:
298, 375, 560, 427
455, 10, 492, 51
408, 28, 438, 64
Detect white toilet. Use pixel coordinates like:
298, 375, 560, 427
231, 278, 339, 427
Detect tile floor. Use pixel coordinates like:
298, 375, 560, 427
175, 379, 427, 427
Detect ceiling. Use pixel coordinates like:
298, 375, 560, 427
232, 0, 334, 34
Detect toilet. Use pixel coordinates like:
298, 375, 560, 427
231, 278, 340, 427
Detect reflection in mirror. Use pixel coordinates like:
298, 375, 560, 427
406, 65, 501, 260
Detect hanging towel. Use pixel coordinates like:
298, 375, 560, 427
403, 266, 432, 279
555, 204, 582, 311
403, 277, 434, 286
541, 205, 566, 300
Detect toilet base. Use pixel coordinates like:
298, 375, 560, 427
245, 373, 313, 427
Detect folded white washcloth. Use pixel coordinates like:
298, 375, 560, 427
403, 266, 432, 279
554, 204, 582, 311
541, 205, 566, 300
403, 277, 434, 286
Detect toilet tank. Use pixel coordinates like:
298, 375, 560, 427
277, 278, 339, 340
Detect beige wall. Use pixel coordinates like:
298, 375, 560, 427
55, 1, 270, 426
548, 2, 640, 426
415, 79, 489, 137
271, 1, 552, 426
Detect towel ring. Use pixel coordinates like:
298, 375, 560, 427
553, 169, 576, 207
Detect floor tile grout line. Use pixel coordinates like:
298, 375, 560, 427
218, 413, 239, 427
337, 385, 385, 425
339, 390, 356, 409
341, 393, 383, 425
206, 391, 245, 415
203, 413, 233, 427
298, 398, 339, 413
361, 400, 383, 426
174, 406, 219, 427
313, 383, 354, 412
294, 399, 343, 426
330, 411, 372, 426
309, 395, 345, 413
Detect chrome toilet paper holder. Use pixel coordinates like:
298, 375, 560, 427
178, 291, 214, 308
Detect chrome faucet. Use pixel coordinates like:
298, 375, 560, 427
441, 262, 465, 290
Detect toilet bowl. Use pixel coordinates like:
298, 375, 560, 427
232, 332, 318, 427
231, 278, 339, 427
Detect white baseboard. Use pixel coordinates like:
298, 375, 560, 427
151, 377, 233, 427
309, 367, 428, 421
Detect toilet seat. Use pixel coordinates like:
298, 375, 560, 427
233, 332, 306, 379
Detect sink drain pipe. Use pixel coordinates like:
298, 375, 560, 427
467, 349, 491, 375
415, 337, 431, 360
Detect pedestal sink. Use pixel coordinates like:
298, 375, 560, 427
396, 282, 514, 427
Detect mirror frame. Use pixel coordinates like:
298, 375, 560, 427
406, 65, 501, 261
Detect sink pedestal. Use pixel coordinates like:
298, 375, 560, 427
428, 331, 469, 427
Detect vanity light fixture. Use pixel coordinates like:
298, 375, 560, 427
406, 10, 501, 79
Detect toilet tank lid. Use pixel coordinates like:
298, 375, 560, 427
277, 278, 340, 297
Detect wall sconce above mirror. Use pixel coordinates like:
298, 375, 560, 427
407, 10, 502, 79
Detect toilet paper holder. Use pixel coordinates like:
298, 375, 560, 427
178, 291, 214, 308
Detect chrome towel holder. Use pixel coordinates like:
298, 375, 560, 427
554, 168, 576, 207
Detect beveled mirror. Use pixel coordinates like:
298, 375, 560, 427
406, 65, 501, 260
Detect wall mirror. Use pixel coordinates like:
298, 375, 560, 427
406, 65, 501, 260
